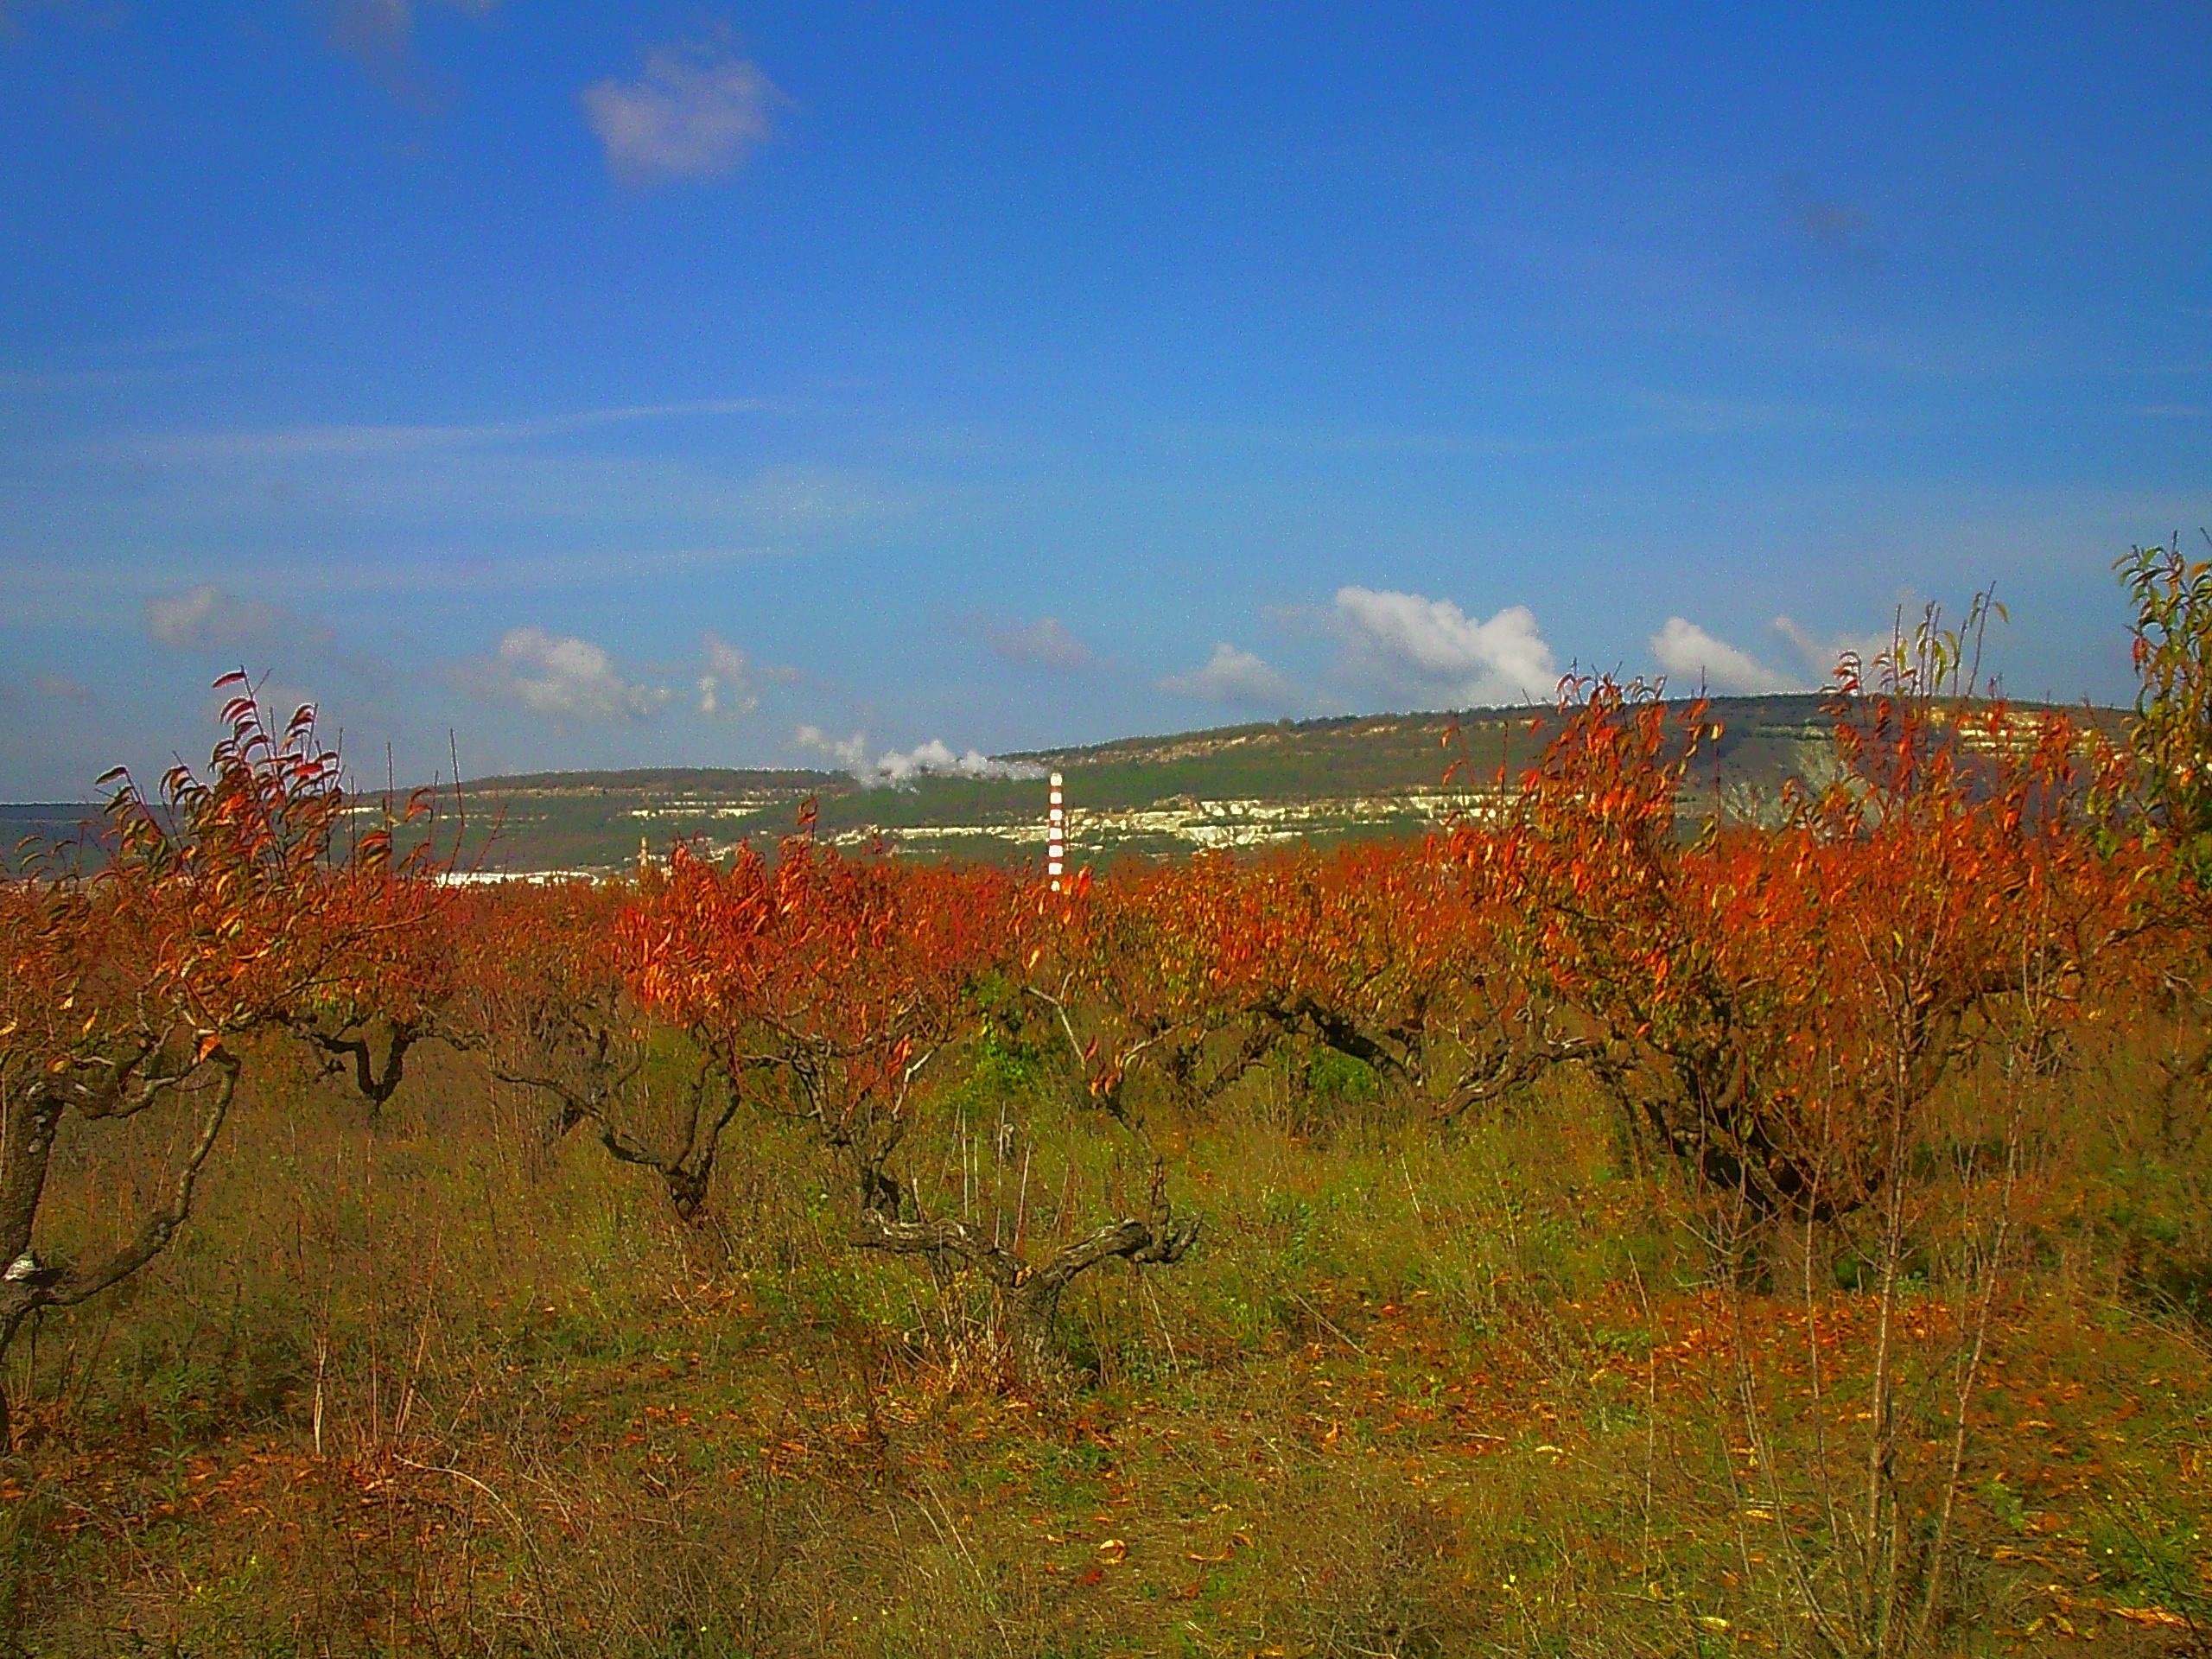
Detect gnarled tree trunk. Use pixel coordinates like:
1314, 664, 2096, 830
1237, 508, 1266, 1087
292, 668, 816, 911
852, 1200, 1200, 1389
0, 1051, 238, 1454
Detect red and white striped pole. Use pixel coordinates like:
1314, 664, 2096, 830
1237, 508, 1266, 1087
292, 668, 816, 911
1047, 771, 1065, 892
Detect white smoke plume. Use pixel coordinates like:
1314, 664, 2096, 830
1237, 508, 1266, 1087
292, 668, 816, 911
793, 726, 1044, 786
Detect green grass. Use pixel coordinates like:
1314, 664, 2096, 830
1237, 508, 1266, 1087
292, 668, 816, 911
0, 1028, 2205, 1656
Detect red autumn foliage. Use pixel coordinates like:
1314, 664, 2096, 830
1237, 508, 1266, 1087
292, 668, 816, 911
620, 836, 1024, 1214
1468, 641, 2136, 1222
9, 576, 2205, 1403
0, 678, 450, 1442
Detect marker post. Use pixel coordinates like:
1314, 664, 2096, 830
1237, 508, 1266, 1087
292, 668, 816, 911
1047, 772, 1065, 892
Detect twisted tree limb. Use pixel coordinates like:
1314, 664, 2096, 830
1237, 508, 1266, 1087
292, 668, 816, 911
852, 1197, 1201, 1384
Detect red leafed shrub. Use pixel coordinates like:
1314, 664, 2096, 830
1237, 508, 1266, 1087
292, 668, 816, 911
0, 677, 448, 1445
1468, 628, 2133, 1225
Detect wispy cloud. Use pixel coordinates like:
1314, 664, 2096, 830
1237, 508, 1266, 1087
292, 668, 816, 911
1160, 643, 1296, 705
32, 672, 95, 706
792, 724, 869, 768
142, 583, 393, 687
23, 547, 778, 616
1328, 587, 1555, 708
737, 464, 916, 531
972, 614, 1096, 671
1771, 614, 1897, 683
0, 354, 232, 396
1649, 613, 1906, 694
792, 726, 1041, 786
582, 33, 785, 186
461, 627, 670, 723
144, 584, 284, 650
1618, 388, 1862, 440
85, 399, 772, 464
319, 0, 497, 110
1649, 617, 1804, 695
696, 631, 761, 718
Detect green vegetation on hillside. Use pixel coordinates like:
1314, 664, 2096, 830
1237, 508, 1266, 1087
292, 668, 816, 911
327, 693, 2113, 874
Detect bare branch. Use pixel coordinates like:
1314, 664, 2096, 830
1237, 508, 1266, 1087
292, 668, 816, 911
50, 1052, 239, 1310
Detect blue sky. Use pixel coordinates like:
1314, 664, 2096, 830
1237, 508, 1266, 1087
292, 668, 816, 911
3, 3, 2209, 796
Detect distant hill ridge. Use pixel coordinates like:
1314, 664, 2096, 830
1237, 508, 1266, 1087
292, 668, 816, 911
425, 693, 2040, 873
6, 696, 2122, 876
459, 697, 1835, 797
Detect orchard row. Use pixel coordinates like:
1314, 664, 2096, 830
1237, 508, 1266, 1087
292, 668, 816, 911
4, 567, 2209, 1405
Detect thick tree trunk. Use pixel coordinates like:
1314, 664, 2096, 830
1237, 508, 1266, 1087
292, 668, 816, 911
0, 1085, 61, 1278
0, 1081, 61, 1459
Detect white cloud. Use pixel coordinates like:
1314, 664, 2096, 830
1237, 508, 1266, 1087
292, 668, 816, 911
467, 627, 669, 722
738, 464, 912, 531
976, 615, 1096, 671
1772, 614, 1897, 684
696, 631, 761, 718
142, 583, 392, 686
1650, 618, 1804, 696
95, 400, 772, 464
1329, 587, 1554, 707
792, 727, 1043, 787
582, 35, 783, 185
793, 724, 870, 768
1160, 643, 1297, 705
144, 585, 283, 649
